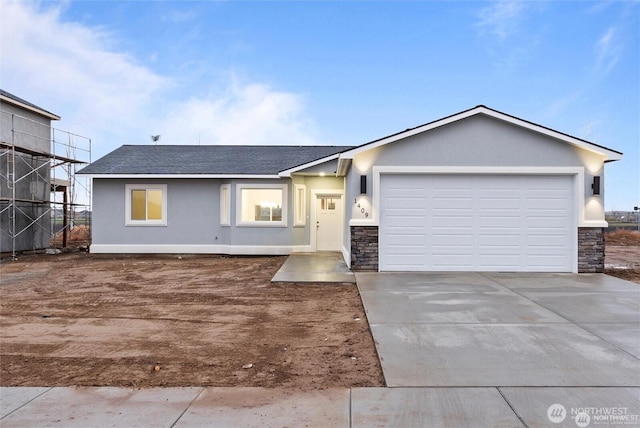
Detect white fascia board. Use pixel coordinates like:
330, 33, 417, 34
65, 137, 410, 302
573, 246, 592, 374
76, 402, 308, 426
340, 106, 623, 161
0, 94, 61, 120
81, 174, 281, 179
278, 153, 341, 177
476, 107, 623, 161
336, 158, 352, 176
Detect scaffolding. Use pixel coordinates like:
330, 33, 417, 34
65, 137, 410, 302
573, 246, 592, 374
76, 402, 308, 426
0, 111, 91, 259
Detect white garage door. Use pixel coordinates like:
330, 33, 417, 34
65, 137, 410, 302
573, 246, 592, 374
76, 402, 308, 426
379, 174, 575, 272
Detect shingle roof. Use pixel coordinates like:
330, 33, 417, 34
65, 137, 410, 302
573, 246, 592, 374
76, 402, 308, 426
78, 145, 352, 175
0, 89, 61, 120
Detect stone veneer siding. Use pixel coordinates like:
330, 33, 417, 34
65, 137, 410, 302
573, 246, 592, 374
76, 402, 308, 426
351, 226, 604, 273
351, 226, 378, 271
578, 227, 605, 273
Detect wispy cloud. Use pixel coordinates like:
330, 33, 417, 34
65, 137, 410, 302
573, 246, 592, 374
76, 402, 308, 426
476, 0, 526, 41
0, 1, 323, 158
542, 90, 584, 120
159, 78, 320, 146
594, 27, 620, 76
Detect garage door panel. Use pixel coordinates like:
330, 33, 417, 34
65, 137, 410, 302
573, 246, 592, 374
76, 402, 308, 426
385, 216, 426, 228
386, 197, 427, 209
433, 198, 474, 209
432, 215, 474, 226
386, 248, 426, 257
384, 255, 428, 268
479, 216, 521, 227
526, 233, 568, 243
379, 174, 574, 272
478, 235, 522, 247
478, 254, 521, 268
432, 257, 474, 269
527, 197, 569, 209
479, 199, 521, 209
432, 234, 475, 245
385, 234, 426, 246
527, 218, 568, 229
526, 245, 568, 254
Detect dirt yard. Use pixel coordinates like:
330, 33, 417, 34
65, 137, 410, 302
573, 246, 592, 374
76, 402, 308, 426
0, 255, 385, 389
605, 230, 640, 284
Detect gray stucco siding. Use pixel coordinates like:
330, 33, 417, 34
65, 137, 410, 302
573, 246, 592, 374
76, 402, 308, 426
355, 115, 599, 169
350, 114, 605, 221
92, 177, 322, 249
0, 103, 52, 153
92, 179, 223, 246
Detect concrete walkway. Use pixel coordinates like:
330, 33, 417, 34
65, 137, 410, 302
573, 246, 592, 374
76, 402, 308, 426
271, 252, 354, 283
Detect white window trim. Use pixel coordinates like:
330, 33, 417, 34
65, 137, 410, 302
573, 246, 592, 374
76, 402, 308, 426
236, 183, 288, 227
294, 184, 306, 226
220, 184, 231, 226
125, 184, 167, 226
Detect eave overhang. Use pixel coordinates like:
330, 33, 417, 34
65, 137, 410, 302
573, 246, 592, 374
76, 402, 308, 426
0, 93, 61, 121
81, 174, 282, 179
278, 153, 344, 177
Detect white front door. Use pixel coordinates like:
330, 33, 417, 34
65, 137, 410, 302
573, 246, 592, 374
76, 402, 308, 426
316, 195, 342, 251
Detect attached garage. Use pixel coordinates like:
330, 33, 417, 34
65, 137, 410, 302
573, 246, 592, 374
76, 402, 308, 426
379, 173, 575, 272
344, 106, 623, 273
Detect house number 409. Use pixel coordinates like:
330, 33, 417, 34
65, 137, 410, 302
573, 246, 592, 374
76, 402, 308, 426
354, 201, 369, 218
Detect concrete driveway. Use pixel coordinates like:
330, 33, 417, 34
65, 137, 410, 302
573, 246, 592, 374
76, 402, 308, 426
357, 272, 640, 426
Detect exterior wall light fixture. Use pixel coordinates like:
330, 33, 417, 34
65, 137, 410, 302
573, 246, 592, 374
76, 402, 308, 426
592, 176, 601, 195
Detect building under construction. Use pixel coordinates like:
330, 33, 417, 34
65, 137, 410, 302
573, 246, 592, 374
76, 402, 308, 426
0, 89, 91, 258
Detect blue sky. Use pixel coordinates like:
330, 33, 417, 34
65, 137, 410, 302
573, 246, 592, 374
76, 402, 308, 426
1, 0, 638, 210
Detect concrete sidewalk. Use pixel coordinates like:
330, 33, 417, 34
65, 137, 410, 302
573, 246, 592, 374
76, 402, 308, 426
7, 386, 638, 427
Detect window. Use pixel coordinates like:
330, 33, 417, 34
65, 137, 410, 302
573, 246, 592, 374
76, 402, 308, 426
294, 184, 306, 226
236, 183, 287, 227
220, 184, 230, 226
125, 184, 167, 226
